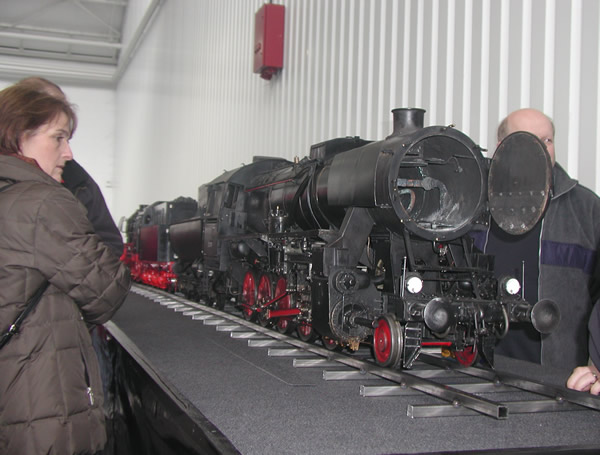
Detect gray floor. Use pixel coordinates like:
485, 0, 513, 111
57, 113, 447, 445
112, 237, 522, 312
109, 290, 600, 455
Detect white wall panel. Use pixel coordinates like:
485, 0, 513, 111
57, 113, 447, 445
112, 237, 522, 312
113, 0, 600, 221
568, 0, 582, 178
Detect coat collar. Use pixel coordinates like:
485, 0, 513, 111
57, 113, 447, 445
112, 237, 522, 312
552, 162, 578, 199
0, 154, 60, 188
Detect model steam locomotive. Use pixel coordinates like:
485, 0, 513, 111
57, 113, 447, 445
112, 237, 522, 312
121, 108, 560, 369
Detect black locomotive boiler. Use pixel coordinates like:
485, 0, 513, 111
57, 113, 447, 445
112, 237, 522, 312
126, 108, 560, 369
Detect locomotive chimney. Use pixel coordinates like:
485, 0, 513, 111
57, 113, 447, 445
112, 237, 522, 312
387, 108, 426, 138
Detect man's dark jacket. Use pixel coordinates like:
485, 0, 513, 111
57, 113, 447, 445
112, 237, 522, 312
62, 160, 123, 255
472, 163, 600, 370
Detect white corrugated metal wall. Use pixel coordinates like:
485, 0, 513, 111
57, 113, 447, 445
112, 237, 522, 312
113, 0, 600, 221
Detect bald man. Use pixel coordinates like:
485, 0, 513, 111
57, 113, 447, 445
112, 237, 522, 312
472, 108, 600, 371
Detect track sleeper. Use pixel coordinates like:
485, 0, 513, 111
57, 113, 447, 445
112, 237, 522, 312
324, 370, 378, 381
294, 358, 339, 368
267, 348, 319, 357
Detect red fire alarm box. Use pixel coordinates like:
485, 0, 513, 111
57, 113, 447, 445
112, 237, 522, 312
254, 3, 285, 80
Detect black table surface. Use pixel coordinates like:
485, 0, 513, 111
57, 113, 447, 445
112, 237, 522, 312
108, 288, 600, 455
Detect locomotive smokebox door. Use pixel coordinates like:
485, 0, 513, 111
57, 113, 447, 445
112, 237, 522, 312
488, 131, 552, 235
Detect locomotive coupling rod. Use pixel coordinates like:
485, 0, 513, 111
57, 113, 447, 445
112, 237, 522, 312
259, 292, 290, 310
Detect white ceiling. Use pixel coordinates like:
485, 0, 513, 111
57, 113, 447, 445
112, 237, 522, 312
0, 0, 161, 86
0, 0, 126, 65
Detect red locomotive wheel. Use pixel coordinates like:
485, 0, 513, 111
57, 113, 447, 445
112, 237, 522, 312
297, 321, 317, 342
241, 270, 258, 321
372, 314, 403, 368
257, 274, 273, 327
274, 276, 294, 333
322, 336, 340, 351
454, 344, 479, 367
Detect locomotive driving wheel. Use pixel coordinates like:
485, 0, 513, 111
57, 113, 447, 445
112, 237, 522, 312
322, 336, 340, 351
297, 321, 317, 342
372, 314, 403, 368
257, 273, 274, 327
453, 343, 479, 367
274, 276, 294, 333
241, 270, 258, 321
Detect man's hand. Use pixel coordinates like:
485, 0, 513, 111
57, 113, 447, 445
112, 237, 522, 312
567, 364, 600, 395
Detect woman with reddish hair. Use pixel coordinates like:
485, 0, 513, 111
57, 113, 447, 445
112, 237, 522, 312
0, 85, 131, 455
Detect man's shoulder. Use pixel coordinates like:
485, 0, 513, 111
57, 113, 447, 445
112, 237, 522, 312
562, 181, 600, 207
552, 163, 600, 206
62, 160, 92, 190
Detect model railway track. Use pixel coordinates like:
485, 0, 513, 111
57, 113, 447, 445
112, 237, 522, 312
131, 284, 600, 420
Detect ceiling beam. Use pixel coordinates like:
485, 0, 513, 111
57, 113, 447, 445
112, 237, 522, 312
0, 47, 117, 65
80, 0, 127, 6
0, 0, 164, 86
0, 55, 115, 86
0, 22, 120, 41
71, 0, 122, 36
0, 31, 122, 49
112, 0, 163, 84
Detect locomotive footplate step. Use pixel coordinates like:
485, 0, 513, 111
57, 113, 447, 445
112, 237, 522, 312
108, 287, 600, 454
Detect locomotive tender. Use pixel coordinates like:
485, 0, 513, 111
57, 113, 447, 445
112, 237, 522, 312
123, 108, 560, 369
121, 198, 197, 290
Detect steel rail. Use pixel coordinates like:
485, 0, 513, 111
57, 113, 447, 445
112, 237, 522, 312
420, 353, 600, 412
131, 285, 600, 420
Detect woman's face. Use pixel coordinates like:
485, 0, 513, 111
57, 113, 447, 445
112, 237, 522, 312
20, 112, 73, 182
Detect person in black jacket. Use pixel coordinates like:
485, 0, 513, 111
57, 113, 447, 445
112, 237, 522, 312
471, 108, 600, 371
567, 302, 600, 395
61, 159, 123, 254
